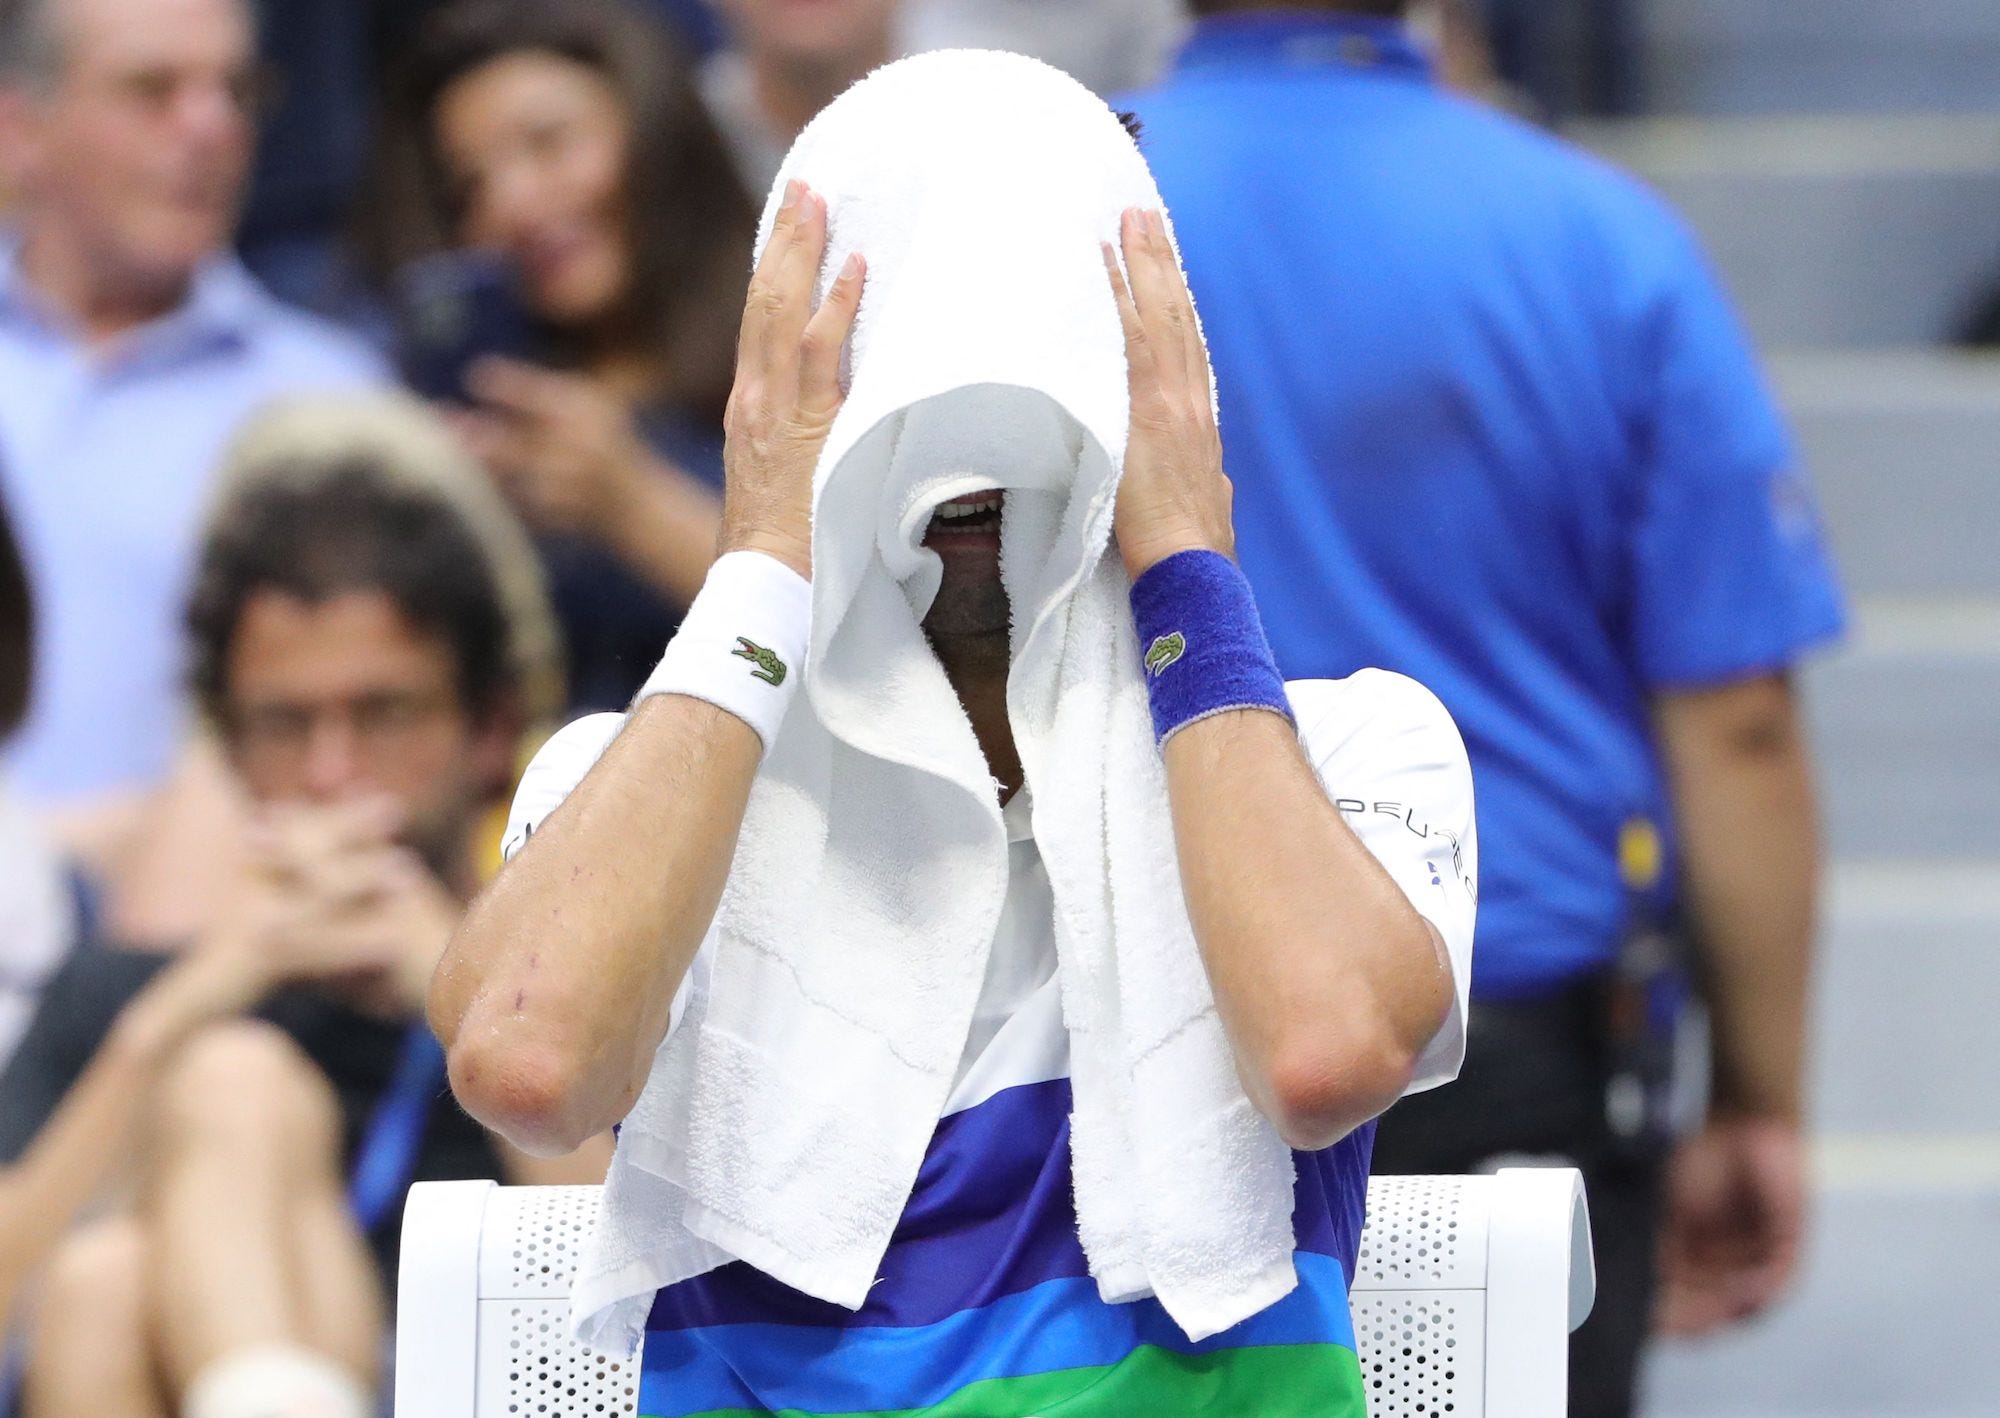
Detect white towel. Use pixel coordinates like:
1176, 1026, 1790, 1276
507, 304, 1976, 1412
573, 47, 1295, 1352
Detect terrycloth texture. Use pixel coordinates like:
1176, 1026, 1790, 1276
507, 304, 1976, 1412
572, 48, 1296, 1353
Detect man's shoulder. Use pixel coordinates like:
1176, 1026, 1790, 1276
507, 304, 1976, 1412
504, 713, 628, 860
242, 296, 389, 386
1135, 68, 1687, 253
522, 713, 629, 782
1284, 670, 1467, 774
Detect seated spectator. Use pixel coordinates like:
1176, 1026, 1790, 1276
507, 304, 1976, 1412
0, 0, 385, 850
358, 0, 756, 711
701, 0, 898, 194
3, 394, 607, 1418
0, 493, 71, 1077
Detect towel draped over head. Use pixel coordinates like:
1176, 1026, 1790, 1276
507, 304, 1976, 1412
573, 47, 1299, 1354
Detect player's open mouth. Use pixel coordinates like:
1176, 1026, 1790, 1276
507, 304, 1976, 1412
925, 490, 1005, 540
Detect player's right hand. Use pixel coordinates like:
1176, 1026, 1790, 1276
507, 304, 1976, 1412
717, 178, 865, 581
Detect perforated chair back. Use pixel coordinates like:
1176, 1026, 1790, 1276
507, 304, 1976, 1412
1352, 1169, 1594, 1416
396, 1168, 1591, 1417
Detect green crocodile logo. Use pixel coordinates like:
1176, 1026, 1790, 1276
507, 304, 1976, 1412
732, 636, 788, 687
1143, 631, 1186, 678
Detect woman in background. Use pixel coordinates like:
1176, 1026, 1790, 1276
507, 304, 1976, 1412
358, 0, 758, 710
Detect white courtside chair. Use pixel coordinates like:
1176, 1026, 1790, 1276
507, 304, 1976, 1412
396, 1169, 1593, 1417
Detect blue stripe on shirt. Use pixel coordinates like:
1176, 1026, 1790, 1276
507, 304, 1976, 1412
639, 1252, 1358, 1416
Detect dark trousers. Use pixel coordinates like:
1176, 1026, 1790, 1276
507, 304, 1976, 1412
1371, 984, 1667, 1418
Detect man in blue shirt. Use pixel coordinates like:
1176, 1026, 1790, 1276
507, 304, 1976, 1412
0, 0, 383, 816
1131, 4, 1844, 1413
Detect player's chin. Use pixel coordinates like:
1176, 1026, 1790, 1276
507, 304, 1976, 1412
921, 545, 1010, 639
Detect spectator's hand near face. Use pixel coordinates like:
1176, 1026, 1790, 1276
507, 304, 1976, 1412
1102, 208, 1235, 581
207, 798, 461, 1020
456, 357, 662, 540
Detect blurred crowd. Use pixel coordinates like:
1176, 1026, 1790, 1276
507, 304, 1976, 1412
0, 2, 1832, 1417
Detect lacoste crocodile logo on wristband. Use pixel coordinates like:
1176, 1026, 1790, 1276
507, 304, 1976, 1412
1143, 631, 1186, 678
732, 636, 788, 686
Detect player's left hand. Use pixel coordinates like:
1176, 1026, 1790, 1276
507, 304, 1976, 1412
1654, 1111, 1808, 1335
1103, 207, 1234, 580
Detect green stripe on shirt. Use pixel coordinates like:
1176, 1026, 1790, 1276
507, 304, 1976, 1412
660, 1340, 1367, 1418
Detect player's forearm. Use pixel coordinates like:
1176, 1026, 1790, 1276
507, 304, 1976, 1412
1656, 675, 1819, 1121
432, 694, 761, 1154
1163, 709, 1452, 1149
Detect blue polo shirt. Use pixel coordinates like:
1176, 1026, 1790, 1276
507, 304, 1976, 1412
0, 236, 385, 802
1129, 14, 1845, 999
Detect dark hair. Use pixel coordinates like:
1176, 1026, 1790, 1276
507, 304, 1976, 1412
0, 492, 31, 741
354, 0, 755, 418
186, 459, 515, 729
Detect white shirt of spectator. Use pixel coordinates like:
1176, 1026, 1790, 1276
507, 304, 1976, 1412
0, 775, 75, 1072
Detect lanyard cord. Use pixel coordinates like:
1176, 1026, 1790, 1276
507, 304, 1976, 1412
346, 1023, 449, 1233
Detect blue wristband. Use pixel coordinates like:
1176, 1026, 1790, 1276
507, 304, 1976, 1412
1129, 549, 1294, 745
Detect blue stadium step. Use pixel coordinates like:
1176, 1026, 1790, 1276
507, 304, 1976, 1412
1638, 0, 2000, 116
1574, 116, 2000, 347
1647, 1184, 2000, 1417
1806, 645, 2000, 860
1773, 352, 2000, 597
1804, 867, 2000, 1136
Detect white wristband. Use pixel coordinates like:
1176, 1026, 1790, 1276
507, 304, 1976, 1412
636, 551, 811, 753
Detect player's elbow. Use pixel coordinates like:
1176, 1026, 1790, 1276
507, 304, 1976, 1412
1260, 1023, 1419, 1153
1257, 945, 1448, 1152
444, 1020, 616, 1158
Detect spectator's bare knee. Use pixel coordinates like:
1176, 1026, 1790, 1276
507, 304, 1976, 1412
154, 1020, 342, 1169
38, 1214, 149, 1328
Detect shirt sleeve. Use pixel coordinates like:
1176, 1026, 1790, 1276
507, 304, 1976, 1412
501, 713, 629, 862
1626, 217, 1847, 688
1290, 671, 1477, 1098
500, 713, 703, 1039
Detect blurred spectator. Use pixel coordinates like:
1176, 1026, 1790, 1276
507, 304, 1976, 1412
1130, 4, 1844, 1414
3, 489, 263, 1341
703, 0, 897, 194
357, 0, 756, 711
1477, 0, 1639, 119
234, 0, 446, 319
904, 0, 1187, 97
0, 492, 72, 1077
0, 479, 275, 1331
3, 395, 606, 1418
0, 0, 386, 835
649, 0, 729, 57
1419, 0, 1506, 102
1958, 278, 2000, 346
